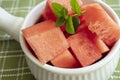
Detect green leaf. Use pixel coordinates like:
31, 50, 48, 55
51, 3, 68, 18
56, 16, 66, 27
65, 16, 75, 34
72, 16, 80, 31
70, 0, 82, 15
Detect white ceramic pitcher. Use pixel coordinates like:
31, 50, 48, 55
0, 0, 120, 80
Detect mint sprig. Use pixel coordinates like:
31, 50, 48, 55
70, 0, 82, 16
51, 0, 82, 34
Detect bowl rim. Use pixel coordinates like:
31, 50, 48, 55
20, 0, 120, 74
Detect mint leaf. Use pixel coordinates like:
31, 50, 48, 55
52, 3, 68, 18
56, 16, 66, 27
70, 0, 82, 15
65, 16, 75, 34
72, 16, 80, 31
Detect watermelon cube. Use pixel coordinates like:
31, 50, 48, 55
94, 36, 109, 54
68, 28, 109, 66
82, 3, 120, 46
76, 24, 109, 54
51, 50, 80, 68
22, 20, 69, 64
41, 10, 49, 20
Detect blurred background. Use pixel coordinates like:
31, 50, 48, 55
0, 0, 120, 80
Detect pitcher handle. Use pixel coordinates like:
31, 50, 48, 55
0, 7, 24, 41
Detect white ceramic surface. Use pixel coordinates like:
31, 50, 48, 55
0, 0, 120, 80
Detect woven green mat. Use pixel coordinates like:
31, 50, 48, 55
0, 0, 120, 80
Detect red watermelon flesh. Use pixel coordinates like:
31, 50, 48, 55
82, 3, 120, 47
51, 50, 80, 68
22, 20, 69, 64
41, 10, 49, 20
68, 27, 109, 66
76, 21, 109, 54
94, 36, 109, 54
76, 21, 87, 33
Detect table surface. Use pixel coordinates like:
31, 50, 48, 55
0, 0, 120, 80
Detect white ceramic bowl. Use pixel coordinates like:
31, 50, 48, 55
0, 0, 120, 80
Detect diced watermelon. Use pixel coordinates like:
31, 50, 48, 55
41, 10, 49, 20
82, 3, 120, 47
76, 25, 109, 54
76, 21, 87, 33
51, 50, 80, 68
68, 27, 109, 66
76, 14, 88, 33
94, 36, 109, 54
22, 20, 69, 64
43, 0, 83, 21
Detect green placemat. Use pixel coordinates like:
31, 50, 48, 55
0, 0, 120, 80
